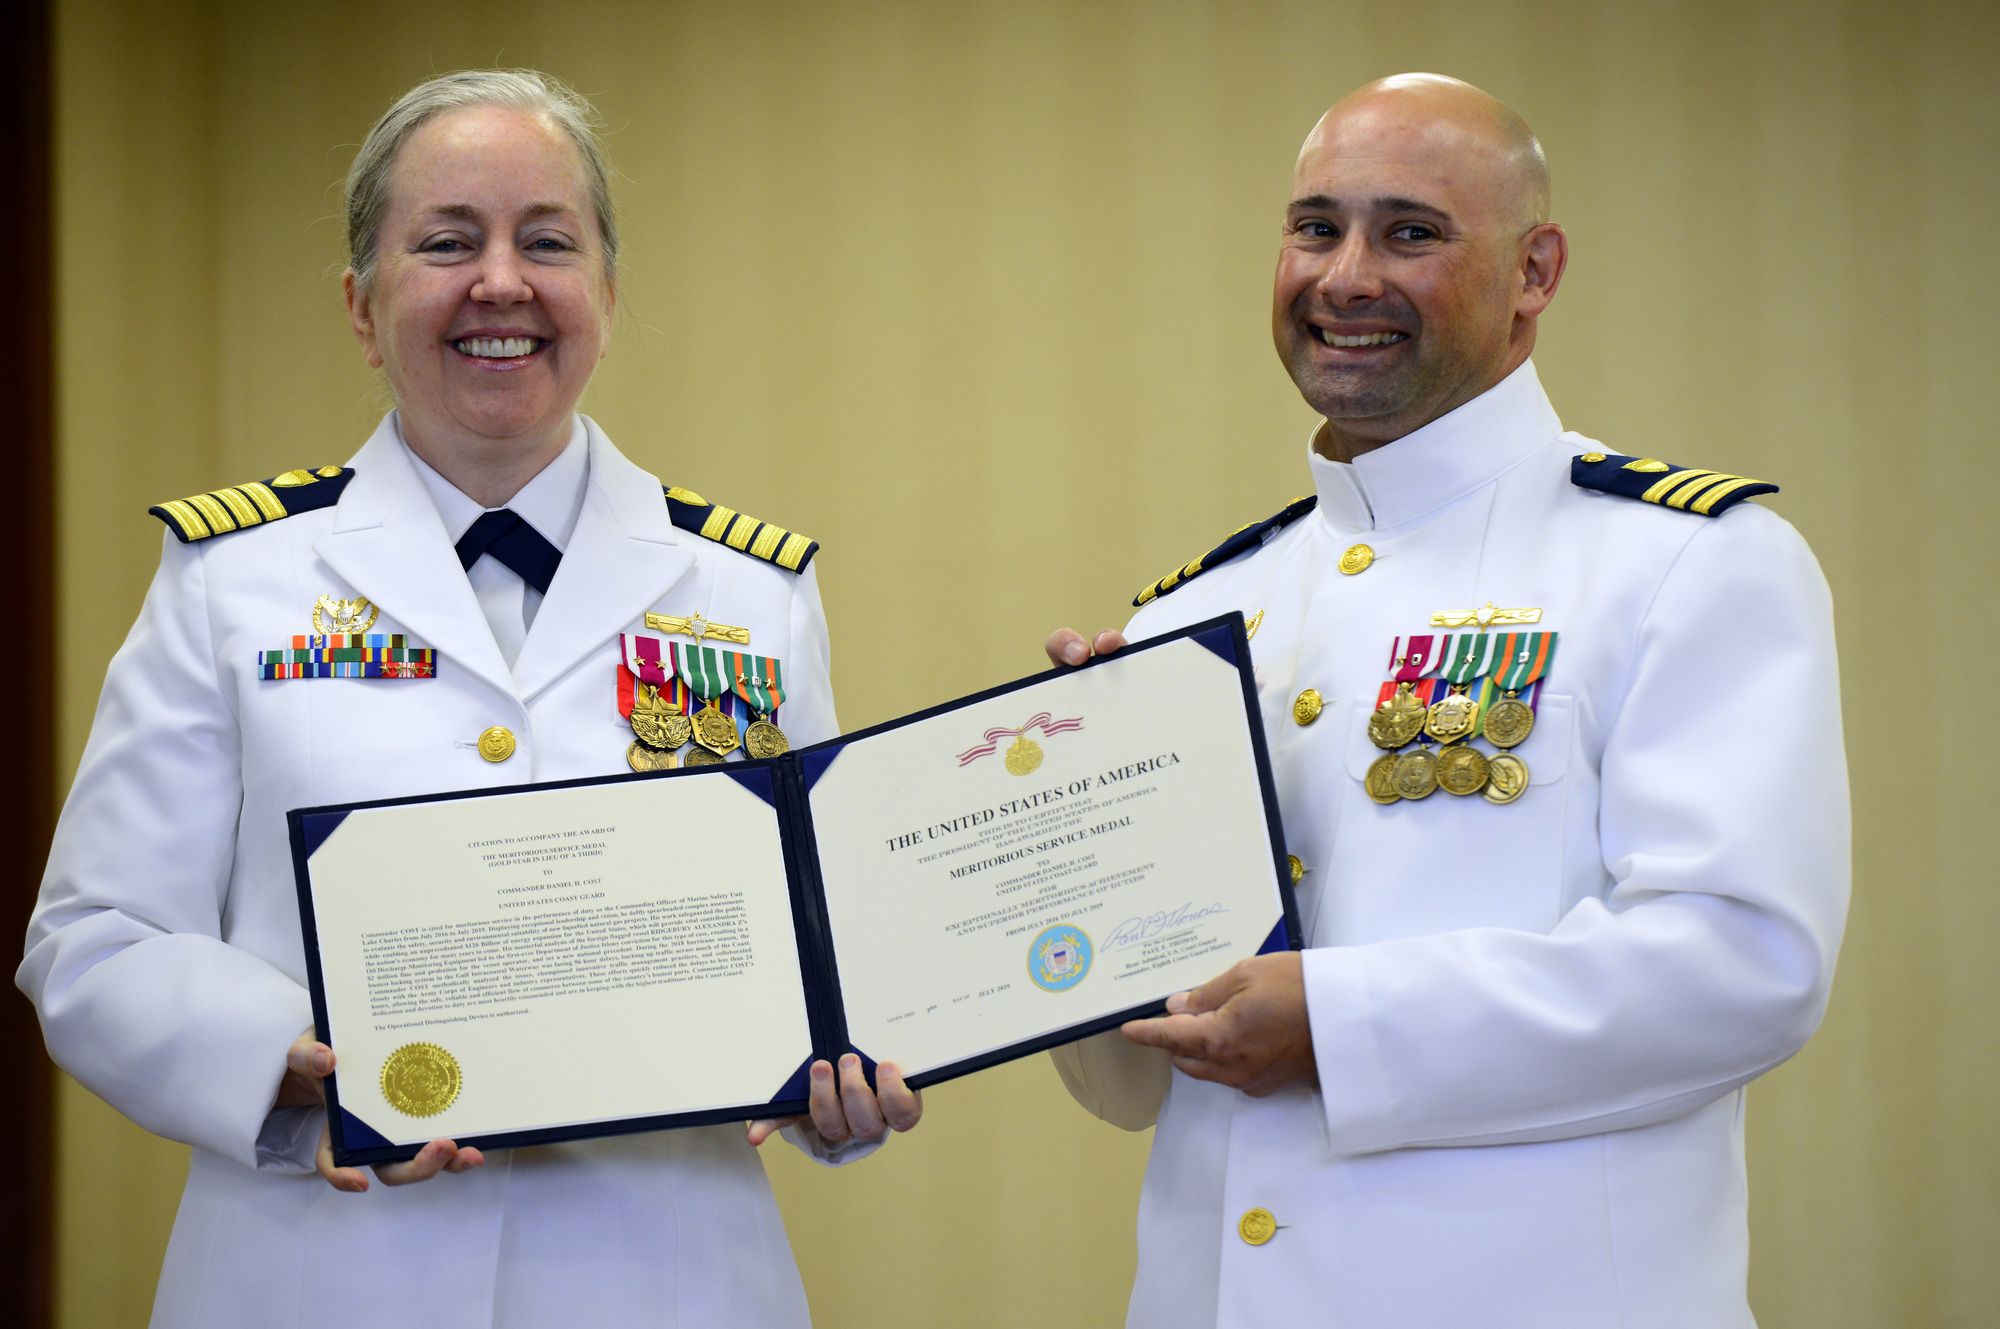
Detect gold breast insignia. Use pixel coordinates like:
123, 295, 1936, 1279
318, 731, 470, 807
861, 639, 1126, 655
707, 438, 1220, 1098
645, 612, 750, 646
313, 595, 379, 636
380, 1042, 462, 1118
1429, 601, 1541, 631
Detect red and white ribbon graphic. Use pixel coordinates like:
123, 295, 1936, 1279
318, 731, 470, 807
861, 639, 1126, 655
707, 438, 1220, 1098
956, 712, 1085, 766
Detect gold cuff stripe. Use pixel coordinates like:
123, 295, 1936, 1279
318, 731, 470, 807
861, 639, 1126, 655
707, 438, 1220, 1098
187, 492, 237, 533
724, 514, 759, 551
210, 487, 262, 528
748, 523, 786, 561
239, 482, 287, 521
1691, 476, 1763, 514
776, 532, 814, 571
700, 505, 737, 542
158, 498, 210, 540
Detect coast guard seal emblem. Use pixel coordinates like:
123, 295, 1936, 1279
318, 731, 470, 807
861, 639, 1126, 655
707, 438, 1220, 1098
1028, 924, 1093, 993
380, 1042, 462, 1118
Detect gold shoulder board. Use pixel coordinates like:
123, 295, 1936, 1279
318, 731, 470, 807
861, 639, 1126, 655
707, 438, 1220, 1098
149, 466, 354, 542
1570, 452, 1778, 516
662, 485, 819, 573
1133, 495, 1318, 608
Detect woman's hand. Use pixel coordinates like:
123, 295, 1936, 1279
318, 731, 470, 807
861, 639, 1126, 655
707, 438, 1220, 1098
745, 1055, 922, 1149
1046, 628, 1128, 667
281, 1029, 485, 1193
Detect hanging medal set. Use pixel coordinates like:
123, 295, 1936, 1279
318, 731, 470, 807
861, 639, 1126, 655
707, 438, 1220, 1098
617, 634, 790, 773
1364, 629, 1556, 805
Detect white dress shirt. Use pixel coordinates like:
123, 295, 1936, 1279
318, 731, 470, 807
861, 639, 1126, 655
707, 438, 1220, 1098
407, 416, 589, 668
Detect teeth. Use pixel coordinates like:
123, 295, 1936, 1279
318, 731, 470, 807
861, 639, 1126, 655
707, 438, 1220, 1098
1318, 329, 1407, 347
456, 337, 540, 358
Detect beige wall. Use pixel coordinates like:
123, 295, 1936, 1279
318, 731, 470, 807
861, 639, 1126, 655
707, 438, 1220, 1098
49, 1, 1998, 1325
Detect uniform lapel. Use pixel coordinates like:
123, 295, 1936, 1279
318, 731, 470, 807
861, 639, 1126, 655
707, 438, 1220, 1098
311, 419, 518, 699
509, 420, 697, 704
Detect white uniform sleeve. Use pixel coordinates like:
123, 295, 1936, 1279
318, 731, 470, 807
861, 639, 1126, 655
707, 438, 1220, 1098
1303, 508, 1850, 1154
16, 533, 317, 1172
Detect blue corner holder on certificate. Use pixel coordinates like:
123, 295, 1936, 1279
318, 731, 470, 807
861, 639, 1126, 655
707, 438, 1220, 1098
290, 613, 1300, 1166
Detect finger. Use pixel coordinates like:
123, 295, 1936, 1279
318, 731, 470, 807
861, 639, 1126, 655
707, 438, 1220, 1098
286, 1034, 334, 1081
745, 1115, 803, 1147
1046, 629, 1091, 667
1172, 960, 1251, 1017
874, 1062, 923, 1133
441, 1146, 485, 1174
837, 1055, 887, 1141
1121, 1012, 1215, 1059
376, 1138, 463, 1187
314, 1123, 368, 1193
806, 1059, 850, 1143
1092, 630, 1128, 657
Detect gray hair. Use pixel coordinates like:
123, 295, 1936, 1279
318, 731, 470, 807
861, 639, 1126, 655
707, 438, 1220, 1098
344, 69, 618, 291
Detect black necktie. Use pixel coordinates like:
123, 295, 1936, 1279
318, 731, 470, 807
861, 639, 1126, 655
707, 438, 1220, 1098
455, 509, 562, 595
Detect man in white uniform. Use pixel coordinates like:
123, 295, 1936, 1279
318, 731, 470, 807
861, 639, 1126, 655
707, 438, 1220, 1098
1048, 74, 1847, 1327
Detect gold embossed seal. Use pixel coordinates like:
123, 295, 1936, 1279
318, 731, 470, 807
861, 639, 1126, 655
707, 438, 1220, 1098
1005, 735, 1044, 775
380, 1042, 461, 1118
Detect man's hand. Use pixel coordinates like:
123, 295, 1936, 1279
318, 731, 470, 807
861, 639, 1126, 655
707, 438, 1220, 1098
281, 1029, 485, 1193
1121, 953, 1318, 1096
746, 1055, 922, 1149
1046, 628, 1128, 668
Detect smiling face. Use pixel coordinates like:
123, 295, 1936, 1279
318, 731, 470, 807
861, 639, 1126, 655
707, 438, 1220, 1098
1271, 76, 1565, 458
345, 105, 614, 476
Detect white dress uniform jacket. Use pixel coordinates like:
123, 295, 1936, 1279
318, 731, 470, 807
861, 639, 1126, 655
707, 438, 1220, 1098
1092, 362, 1848, 1328
20, 415, 860, 1329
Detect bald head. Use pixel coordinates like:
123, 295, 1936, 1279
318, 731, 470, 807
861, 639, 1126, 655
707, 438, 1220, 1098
1271, 73, 1567, 459
1306, 74, 1550, 232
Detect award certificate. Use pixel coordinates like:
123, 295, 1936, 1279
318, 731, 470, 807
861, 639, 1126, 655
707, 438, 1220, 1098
293, 614, 1297, 1164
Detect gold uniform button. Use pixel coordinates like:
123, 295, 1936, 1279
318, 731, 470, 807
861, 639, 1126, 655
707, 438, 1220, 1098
1287, 855, 1305, 885
478, 727, 517, 762
1292, 689, 1323, 726
1337, 543, 1374, 575
1238, 1208, 1278, 1246
1579, 451, 1606, 463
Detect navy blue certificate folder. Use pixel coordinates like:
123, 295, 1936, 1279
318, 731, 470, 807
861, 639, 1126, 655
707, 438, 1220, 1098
291, 613, 1299, 1166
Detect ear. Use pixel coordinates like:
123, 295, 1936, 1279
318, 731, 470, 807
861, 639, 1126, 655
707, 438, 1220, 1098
343, 268, 385, 369
1516, 223, 1568, 319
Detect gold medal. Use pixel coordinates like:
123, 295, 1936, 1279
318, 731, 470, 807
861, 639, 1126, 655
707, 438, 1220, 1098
745, 716, 790, 759
629, 685, 693, 751
692, 698, 741, 756
684, 745, 726, 766
1482, 691, 1535, 749
1483, 751, 1530, 804
1364, 753, 1402, 804
627, 741, 679, 773
1368, 683, 1429, 750
1391, 748, 1439, 800
1423, 687, 1480, 744
1435, 743, 1490, 796
379, 1042, 461, 1118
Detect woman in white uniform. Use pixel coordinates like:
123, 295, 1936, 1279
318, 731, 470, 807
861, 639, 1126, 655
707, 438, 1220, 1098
18, 69, 918, 1328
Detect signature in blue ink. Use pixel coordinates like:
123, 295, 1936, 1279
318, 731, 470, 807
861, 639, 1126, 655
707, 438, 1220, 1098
1105, 901, 1229, 950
